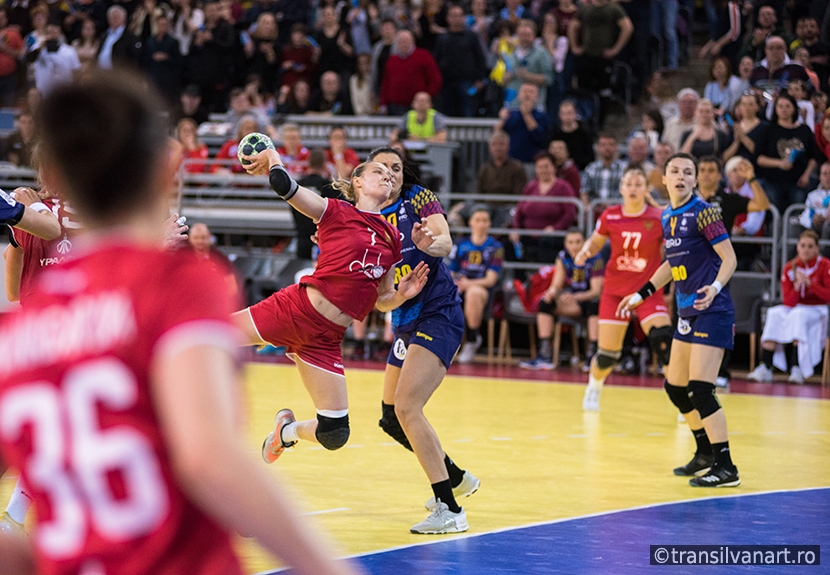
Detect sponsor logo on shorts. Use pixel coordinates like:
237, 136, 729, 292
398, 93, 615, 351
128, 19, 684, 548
393, 338, 407, 360
693, 332, 709, 338
678, 318, 691, 335
415, 331, 433, 342
334, 362, 344, 369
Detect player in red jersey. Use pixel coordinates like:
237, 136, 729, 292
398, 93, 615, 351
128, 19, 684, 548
237, 148, 429, 462
575, 166, 673, 411
0, 71, 364, 575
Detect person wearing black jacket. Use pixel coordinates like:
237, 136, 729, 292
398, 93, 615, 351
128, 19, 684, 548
97, 5, 143, 69
186, 0, 234, 113
433, 4, 488, 118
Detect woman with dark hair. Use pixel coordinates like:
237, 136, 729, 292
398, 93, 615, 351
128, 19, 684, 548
756, 92, 822, 213
722, 90, 767, 162
244, 12, 280, 93
276, 78, 311, 114
281, 23, 318, 90
703, 57, 742, 115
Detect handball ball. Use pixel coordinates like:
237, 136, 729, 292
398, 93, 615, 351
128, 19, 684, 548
238, 132, 275, 166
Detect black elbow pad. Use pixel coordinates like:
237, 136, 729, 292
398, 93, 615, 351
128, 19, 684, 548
269, 164, 299, 200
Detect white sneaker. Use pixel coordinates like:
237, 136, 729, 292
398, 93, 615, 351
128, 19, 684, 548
715, 376, 730, 392
788, 366, 805, 384
456, 336, 482, 364
582, 385, 601, 412
425, 471, 480, 511
0, 512, 24, 535
410, 500, 469, 534
746, 363, 773, 382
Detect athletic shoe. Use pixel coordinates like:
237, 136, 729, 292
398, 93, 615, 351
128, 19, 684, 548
689, 464, 741, 487
746, 363, 772, 382
715, 376, 730, 392
425, 471, 481, 511
582, 385, 601, 412
456, 335, 482, 364
673, 453, 715, 476
261, 409, 297, 464
519, 357, 555, 370
410, 500, 469, 534
788, 366, 805, 384
0, 512, 24, 535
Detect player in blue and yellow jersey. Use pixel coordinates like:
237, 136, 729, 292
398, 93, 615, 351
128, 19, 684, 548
620, 153, 740, 488
367, 147, 479, 534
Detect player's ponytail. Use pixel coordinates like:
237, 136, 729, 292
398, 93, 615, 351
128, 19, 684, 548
331, 162, 369, 203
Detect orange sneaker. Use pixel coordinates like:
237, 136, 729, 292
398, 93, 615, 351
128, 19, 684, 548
261, 409, 297, 463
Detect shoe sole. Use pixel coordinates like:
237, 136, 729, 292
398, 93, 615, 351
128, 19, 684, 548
689, 478, 741, 488
410, 522, 470, 535
673, 466, 712, 477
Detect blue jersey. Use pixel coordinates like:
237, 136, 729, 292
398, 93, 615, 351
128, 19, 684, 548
449, 236, 504, 280
0, 189, 25, 226
558, 249, 605, 293
380, 185, 461, 330
662, 195, 733, 318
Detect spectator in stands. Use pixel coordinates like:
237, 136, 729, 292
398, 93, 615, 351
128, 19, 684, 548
187, 222, 240, 300
731, 55, 754, 102
503, 19, 554, 110
379, 28, 442, 115
6, 110, 34, 167
490, 0, 526, 38
169, 0, 203, 56
242, 12, 279, 94
549, 99, 594, 170
748, 229, 830, 383
350, 53, 375, 115
520, 228, 604, 370
213, 115, 258, 174
548, 139, 581, 198
24, 5, 48, 60
538, 11, 568, 115
651, 0, 679, 76
130, 0, 172, 41
280, 23, 318, 91
381, 0, 416, 35
433, 3, 488, 118
723, 91, 766, 162
370, 18, 397, 103
96, 5, 142, 70
173, 83, 209, 125
390, 91, 447, 143
71, 17, 100, 75
704, 57, 742, 116
325, 127, 360, 178
696, 155, 770, 240
793, 48, 820, 98
276, 79, 311, 115
798, 161, 830, 238
789, 16, 828, 91
756, 92, 821, 213
626, 134, 656, 173
176, 117, 209, 173
276, 122, 310, 178
496, 83, 549, 164
225, 87, 269, 131
749, 36, 812, 93
345, 0, 377, 58
187, 0, 235, 113
272, 0, 311, 41
698, 0, 742, 68
314, 4, 354, 75
662, 88, 699, 152
738, 4, 784, 63
510, 151, 578, 263
63, 0, 108, 42
29, 19, 80, 97
295, 149, 339, 260
787, 79, 815, 130
580, 133, 626, 205
142, 14, 180, 105
680, 98, 731, 160
415, 0, 447, 52
634, 108, 665, 151
0, 9, 22, 107
466, 0, 492, 59
308, 70, 354, 115
648, 141, 673, 198
451, 205, 504, 364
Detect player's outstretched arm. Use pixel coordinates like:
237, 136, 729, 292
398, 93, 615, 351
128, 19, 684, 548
242, 149, 327, 221
151, 342, 363, 575
376, 261, 429, 312
10, 188, 60, 241
617, 260, 672, 318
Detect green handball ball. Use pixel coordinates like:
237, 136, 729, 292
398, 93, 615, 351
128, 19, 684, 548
238, 132, 275, 166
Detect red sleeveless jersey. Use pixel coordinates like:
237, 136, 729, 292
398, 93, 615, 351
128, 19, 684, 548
596, 204, 664, 297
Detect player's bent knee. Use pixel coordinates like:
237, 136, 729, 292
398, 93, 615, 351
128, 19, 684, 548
379, 402, 413, 451
316, 411, 350, 450
664, 380, 694, 413
594, 348, 622, 370
648, 325, 673, 366
687, 380, 721, 418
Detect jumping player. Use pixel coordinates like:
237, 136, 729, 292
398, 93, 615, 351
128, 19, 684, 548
620, 152, 740, 487
367, 146, 478, 535
0, 71, 363, 575
237, 148, 428, 461
575, 166, 673, 411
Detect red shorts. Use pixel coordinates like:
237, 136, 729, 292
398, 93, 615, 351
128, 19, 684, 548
599, 291, 669, 325
249, 283, 347, 376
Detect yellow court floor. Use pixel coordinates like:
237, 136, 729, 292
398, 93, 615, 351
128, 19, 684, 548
2, 362, 829, 574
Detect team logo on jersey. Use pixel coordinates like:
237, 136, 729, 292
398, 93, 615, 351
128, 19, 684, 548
56, 235, 72, 255
393, 338, 407, 360
0, 189, 15, 207
643, 221, 653, 231
678, 318, 691, 335
616, 254, 648, 273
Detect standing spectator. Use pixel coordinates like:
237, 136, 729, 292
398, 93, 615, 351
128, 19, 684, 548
71, 17, 100, 74
469, 130, 527, 227
272, 0, 311, 41
325, 127, 360, 178
169, 0, 203, 56
379, 29, 442, 115
722, 91, 766, 162
504, 19, 553, 109
97, 5, 142, 70
345, 0, 378, 57
0, 9, 22, 107
130, 0, 172, 41
308, 70, 353, 115
548, 139, 581, 198
415, 0, 447, 52
748, 36, 812, 93
314, 5, 354, 75
276, 122, 310, 178
350, 52, 375, 115
496, 83, 549, 166
651, 0, 679, 75
391, 91, 447, 142
5, 110, 35, 167
748, 229, 830, 383
280, 24, 318, 91
679, 98, 731, 160
549, 99, 594, 170
142, 13, 180, 105
23, 5, 48, 59
62, 0, 108, 41
662, 88, 699, 152
295, 149, 339, 260
29, 19, 81, 97
698, 0, 742, 68
176, 117, 209, 173
433, 3, 488, 118
704, 57, 743, 115
466, 0, 492, 60
789, 16, 828, 92
172, 83, 209, 124
538, 11, 568, 115
370, 18, 397, 102
381, 0, 417, 34
243, 12, 279, 94
581, 133, 626, 204
738, 5, 784, 63
186, 0, 235, 113
489, 0, 526, 38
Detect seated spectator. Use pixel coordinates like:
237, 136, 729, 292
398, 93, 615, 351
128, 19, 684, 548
173, 83, 209, 125
243, 74, 277, 120
276, 122, 310, 178
379, 28, 442, 116
696, 155, 770, 234
747, 229, 830, 383
816, 108, 830, 161
738, 4, 783, 63
549, 99, 594, 170
648, 141, 673, 199
308, 70, 354, 115
6, 110, 35, 167
798, 161, 830, 238
176, 117, 209, 174
212, 115, 258, 173
71, 17, 99, 75
749, 36, 813, 93
503, 19, 553, 109
787, 80, 814, 131
451, 205, 504, 364
280, 23, 318, 90
793, 47, 820, 98
276, 79, 311, 115
510, 151, 578, 263
350, 53, 375, 115
520, 228, 604, 370
631, 108, 664, 151
325, 126, 360, 178
723, 156, 769, 237
580, 133, 625, 206
723, 91, 767, 162
625, 134, 655, 173
295, 149, 339, 259
703, 57, 743, 116
390, 91, 447, 143
731, 56, 754, 104
679, 98, 731, 160
187, 222, 240, 302
496, 83, 549, 164
662, 88, 699, 152
225, 87, 269, 132
548, 139, 580, 198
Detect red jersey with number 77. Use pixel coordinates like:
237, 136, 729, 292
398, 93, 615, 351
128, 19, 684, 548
595, 204, 664, 297
0, 243, 244, 575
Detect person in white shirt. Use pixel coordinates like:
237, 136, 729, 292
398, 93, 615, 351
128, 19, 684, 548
30, 21, 80, 96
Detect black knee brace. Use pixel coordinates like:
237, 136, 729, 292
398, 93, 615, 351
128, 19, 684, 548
687, 380, 722, 418
648, 325, 673, 367
315, 413, 350, 450
594, 348, 622, 370
378, 402, 413, 451
664, 380, 694, 414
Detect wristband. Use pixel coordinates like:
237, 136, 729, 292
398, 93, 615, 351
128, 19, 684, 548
628, 293, 643, 306
636, 281, 656, 300
712, 280, 723, 294
28, 202, 49, 213
268, 164, 299, 201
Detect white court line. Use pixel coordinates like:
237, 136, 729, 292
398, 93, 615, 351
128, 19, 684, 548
808, 430, 829, 434
302, 507, 350, 516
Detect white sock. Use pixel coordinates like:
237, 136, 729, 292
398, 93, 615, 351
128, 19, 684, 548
588, 373, 605, 391
280, 422, 299, 444
5, 480, 32, 524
